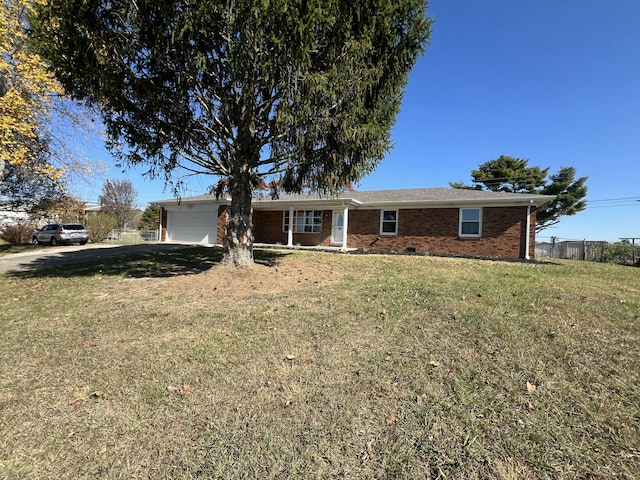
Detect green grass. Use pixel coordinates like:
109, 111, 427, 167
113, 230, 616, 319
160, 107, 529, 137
0, 243, 40, 256
0, 248, 638, 479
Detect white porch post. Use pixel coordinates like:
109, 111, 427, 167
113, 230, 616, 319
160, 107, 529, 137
341, 205, 349, 251
287, 207, 294, 247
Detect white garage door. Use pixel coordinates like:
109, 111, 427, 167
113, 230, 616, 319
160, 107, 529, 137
167, 210, 217, 243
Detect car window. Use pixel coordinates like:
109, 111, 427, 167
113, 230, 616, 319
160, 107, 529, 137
63, 224, 86, 230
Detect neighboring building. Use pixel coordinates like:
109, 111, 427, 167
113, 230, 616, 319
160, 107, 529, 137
153, 188, 555, 260
83, 205, 103, 215
0, 201, 31, 228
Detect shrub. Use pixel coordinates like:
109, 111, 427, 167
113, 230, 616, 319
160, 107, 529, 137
0, 222, 37, 244
138, 204, 160, 230
603, 242, 637, 265
84, 212, 118, 243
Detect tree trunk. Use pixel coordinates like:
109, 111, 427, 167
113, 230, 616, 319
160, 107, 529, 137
221, 169, 254, 267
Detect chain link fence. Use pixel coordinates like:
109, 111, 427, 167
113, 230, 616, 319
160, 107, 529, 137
106, 229, 159, 244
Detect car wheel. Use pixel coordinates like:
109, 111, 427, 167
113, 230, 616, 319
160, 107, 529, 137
80, 241, 87, 245
32, 237, 39, 245
51, 237, 58, 246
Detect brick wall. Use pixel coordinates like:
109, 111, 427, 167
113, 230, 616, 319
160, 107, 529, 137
252, 206, 535, 259
253, 210, 332, 246
346, 207, 532, 259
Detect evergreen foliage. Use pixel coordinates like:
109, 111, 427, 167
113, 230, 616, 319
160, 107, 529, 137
451, 155, 587, 231
32, 0, 433, 266
138, 204, 160, 230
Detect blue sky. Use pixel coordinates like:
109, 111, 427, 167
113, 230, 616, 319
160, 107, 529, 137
85, 0, 639, 242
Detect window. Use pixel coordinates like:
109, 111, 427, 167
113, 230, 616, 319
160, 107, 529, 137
380, 210, 398, 235
459, 208, 481, 237
283, 210, 323, 233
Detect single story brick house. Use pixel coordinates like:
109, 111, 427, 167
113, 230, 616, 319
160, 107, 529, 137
153, 187, 555, 260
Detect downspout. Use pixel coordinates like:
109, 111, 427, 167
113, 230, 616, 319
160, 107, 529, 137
287, 206, 294, 247
341, 204, 349, 251
524, 200, 533, 260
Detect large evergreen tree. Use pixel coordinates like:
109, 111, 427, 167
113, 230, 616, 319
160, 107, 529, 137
451, 155, 588, 231
32, 0, 432, 266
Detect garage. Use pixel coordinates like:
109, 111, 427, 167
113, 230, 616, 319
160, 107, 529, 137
166, 209, 218, 243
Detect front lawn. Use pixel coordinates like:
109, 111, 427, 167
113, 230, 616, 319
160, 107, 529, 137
0, 248, 638, 479
0, 243, 40, 256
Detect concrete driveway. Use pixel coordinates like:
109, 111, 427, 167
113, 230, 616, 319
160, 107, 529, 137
0, 242, 200, 274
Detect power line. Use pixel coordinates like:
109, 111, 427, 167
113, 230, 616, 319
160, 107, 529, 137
585, 203, 640, 210
586, 196, 640, 203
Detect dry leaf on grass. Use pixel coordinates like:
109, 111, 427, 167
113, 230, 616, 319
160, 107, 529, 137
386, 415, 398, 425
167, 384, 192, 395
167, 384, 191, 395
526, 381, 537, 394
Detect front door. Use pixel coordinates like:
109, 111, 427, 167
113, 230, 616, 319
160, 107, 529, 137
331, 211, 344, 245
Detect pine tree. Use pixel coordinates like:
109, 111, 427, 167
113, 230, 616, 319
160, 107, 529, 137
451, 155, 588, 231
32, 0, 433, 266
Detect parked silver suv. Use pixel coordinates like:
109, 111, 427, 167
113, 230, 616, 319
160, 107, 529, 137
32, 224, 89, 246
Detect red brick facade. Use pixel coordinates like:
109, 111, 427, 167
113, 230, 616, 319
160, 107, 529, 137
159, 204, 535, 259
251, 207, 537, 259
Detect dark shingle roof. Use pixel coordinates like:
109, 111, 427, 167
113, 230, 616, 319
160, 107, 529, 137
154, 187, 555, 207
256, 187, 554, 207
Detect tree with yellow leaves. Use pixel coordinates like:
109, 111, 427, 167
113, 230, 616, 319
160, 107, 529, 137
1, 0, 104, 214
0, 0, 62, 181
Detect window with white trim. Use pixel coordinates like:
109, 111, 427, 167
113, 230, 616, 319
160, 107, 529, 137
380, 210, 398, 235
459, 208, 481, 237
283, 210, 323, 233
